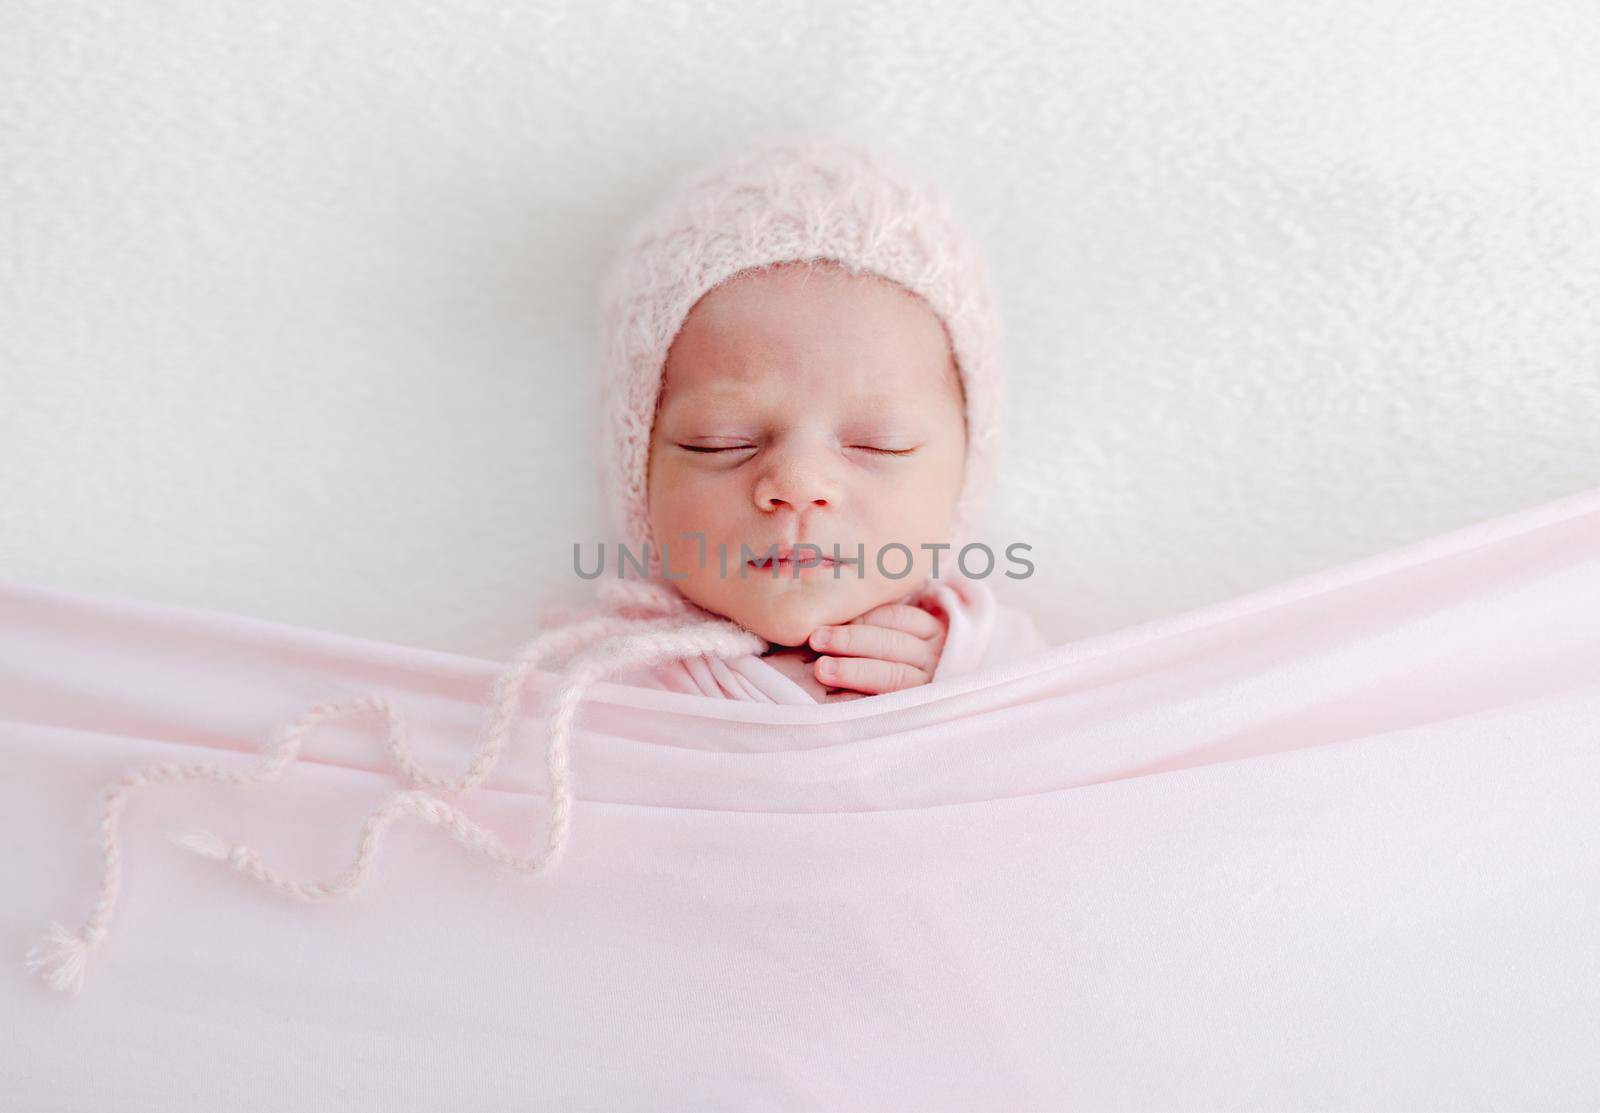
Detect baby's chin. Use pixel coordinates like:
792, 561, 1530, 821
683, 574, 920, 648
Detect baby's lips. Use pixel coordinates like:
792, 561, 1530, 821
744, 545, 857, 568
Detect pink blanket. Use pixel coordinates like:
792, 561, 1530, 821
5, 485, 1599, 1110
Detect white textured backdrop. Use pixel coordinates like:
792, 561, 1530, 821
2, 0, 1597, 658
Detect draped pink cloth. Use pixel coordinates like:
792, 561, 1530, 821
3, 484, 1599, 1110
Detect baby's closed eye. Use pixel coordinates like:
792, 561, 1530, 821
677, 442, 755, 454
673, 439, 922, 456
847, 443, 920, 456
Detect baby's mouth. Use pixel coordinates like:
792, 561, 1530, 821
749, 555, 839, 570
747, 548, 856, 572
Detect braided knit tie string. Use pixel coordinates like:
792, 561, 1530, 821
168, 613, 762, 901
26, 602, 759, 996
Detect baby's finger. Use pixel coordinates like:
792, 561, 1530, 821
815, 654, 931, 695
808, 622, 937, 672
848, 602, 945, 641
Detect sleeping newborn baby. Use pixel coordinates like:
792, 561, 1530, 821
586, 133, 1048, 704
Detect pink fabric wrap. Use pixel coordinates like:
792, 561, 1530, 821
615, 570, 1049, 701
3, 483, 1599, 1109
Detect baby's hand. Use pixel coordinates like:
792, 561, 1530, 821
807, 600, 949, 696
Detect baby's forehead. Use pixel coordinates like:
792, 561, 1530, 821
658, 262, 962, 412
662, 317, 957, 403
669, 380, 911, 413
659, 355, 962, 424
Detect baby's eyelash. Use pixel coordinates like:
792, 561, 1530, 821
852, 446, 919, 455
678, 444, 755, 454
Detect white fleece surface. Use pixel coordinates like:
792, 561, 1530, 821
2, 0, 1597, 659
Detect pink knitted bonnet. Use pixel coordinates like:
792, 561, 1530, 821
594, 131, 1007, 588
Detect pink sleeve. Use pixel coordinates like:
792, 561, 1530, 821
916, 571, 1050, 682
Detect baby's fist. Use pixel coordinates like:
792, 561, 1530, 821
807, 600, 948, 695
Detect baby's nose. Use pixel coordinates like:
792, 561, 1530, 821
753, 452, 841, 513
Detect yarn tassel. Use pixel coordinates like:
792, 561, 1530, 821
24, 921, 102, 996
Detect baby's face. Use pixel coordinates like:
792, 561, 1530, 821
647, 260, 967, 647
